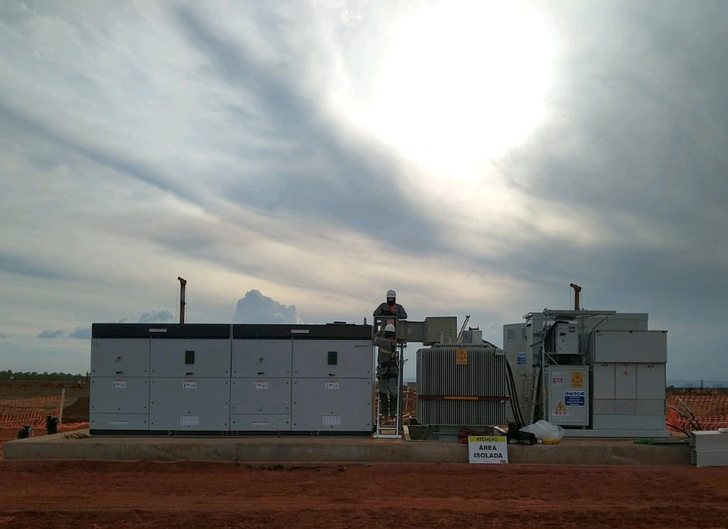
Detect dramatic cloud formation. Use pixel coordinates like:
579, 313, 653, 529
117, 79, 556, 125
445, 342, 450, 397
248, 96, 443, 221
233, 290, 302, 324
0, 1, 726, 383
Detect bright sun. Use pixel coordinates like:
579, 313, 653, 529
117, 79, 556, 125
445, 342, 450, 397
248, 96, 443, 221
362, 0, 555, 181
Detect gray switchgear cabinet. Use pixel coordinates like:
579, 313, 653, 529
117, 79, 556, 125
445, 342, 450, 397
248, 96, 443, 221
90, 323, 373, 435
589, 330, 667, 432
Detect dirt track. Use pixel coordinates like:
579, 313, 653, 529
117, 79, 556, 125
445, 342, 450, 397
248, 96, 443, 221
1, 461, 727, 529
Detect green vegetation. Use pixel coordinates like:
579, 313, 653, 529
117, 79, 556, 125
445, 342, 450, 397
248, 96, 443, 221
0, 370, 87, 381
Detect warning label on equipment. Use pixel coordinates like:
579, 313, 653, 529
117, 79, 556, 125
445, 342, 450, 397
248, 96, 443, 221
564, 391, 585, 406
456, 348, 468, 365
554, 401, 568, 416
571, 371, 584, 388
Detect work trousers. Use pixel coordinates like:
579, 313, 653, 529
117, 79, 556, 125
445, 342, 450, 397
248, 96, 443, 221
378, 376, 398, 417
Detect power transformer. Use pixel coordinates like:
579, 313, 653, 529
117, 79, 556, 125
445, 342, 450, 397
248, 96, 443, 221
416, 344, 508, 427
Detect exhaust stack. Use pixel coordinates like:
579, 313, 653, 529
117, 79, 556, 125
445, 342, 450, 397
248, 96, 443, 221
178, 277, 187, 324
570, 283, 582, 311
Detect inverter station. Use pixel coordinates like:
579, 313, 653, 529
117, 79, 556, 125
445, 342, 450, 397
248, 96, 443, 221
90, 323, 373, 435
89, 288, 672, 440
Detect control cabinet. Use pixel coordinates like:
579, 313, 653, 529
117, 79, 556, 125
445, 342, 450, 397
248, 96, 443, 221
546, 365, 589, 426
90, 322, 372, 435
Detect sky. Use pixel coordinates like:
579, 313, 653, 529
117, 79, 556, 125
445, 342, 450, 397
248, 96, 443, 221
1, 0, 726, 384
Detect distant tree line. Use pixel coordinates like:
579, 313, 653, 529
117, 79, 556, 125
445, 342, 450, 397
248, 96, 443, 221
667, 386, 728, 395
0, 370, 87, 381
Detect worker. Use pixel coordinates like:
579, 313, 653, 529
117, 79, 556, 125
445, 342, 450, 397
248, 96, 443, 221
373, 289, 408, 321
373, 323, 399, 419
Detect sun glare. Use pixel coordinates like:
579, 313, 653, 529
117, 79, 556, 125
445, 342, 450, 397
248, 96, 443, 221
362, 0, 555, 181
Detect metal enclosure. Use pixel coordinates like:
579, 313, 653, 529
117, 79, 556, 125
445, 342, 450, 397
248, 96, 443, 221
398, 320, 425, 343
546, 365, 589, 425
230, 324, 372, 433
589, 330, 667, 432
90, 337, 151, 431
149, 332, 232, 431
423, 317, 458, 345
416, 345, 508, 426
90, 322, 372, 435
503, 309, 668, 437
503, 323, 532, 425
230, 338, 292, 431
550, 322, 579, 354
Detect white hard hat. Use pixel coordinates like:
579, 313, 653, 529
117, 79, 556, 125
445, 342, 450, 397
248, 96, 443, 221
384, 324, 396, 333
386, 289, 396, 298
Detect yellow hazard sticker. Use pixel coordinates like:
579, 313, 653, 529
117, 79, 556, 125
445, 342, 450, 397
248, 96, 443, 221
456, 348, 468, 365
554, 401, 568, 416
571, 371, 584, 388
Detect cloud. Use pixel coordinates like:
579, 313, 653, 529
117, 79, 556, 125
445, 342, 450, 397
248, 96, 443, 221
35, 310, 172, 342
0, 253, 77, 280
68, 327, 91, 340
171, 4, 439, 250
233, 290, 302, 324
37, 329, 66, 339
0, 1, 726, 384
137, 310, 174, 323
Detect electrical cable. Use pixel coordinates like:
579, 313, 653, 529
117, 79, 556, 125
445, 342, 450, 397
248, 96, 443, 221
665, 422, 691, 437
584, 314, 613, 355
667, 404, 701, 431
676, 397, 703, 431
505, 361, 519, 426
509, 364, 525, 427
505, 360, 526, 428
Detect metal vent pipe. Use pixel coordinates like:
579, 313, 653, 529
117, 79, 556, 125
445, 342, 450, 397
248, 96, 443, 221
570, 283, 582, 311
178, 277, 187, 324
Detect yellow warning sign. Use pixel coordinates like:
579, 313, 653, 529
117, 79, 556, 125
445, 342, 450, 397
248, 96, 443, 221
571, 371, 584, 388
456, 348, 468, 365
554, 401, 568, 416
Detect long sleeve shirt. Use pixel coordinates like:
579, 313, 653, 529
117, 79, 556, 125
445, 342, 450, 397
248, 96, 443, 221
373, 303, 408, 319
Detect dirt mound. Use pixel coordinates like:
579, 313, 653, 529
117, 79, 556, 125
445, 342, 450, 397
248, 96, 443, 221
62, 396, 89, 424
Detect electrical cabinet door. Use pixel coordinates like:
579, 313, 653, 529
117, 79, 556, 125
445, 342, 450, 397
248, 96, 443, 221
232, 340, 292, 377
592, 330, 667, 363
91, 339, 149, 377
593, 363, 615, 399
149, 378, 230, 431
615, 364, 637, 399
547, 366, 589, 426
636, 364, 665, 399
230, 377, 291, 415
150, 339, 230, 378
90, 377, 149, 414
292, 339, 372, 378
291, 378, 372, 431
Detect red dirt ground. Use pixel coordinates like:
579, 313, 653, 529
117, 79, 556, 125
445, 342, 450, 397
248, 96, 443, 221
0, 461, 727, 529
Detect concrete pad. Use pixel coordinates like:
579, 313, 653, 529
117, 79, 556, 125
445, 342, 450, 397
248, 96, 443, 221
3, 430, 691, 465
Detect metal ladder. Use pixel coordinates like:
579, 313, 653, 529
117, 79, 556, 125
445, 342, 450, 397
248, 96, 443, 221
373, 342, 404, 439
